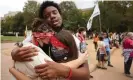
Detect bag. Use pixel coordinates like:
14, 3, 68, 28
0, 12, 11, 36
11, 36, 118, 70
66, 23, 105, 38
104, 55, 108, 61
80, 41, 87, 53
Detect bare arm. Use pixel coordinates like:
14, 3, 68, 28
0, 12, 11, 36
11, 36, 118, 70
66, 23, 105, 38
9, 68, 32, 80
61, 51, 89, 68
35, 61, 90, 80
70, 61, 89, 80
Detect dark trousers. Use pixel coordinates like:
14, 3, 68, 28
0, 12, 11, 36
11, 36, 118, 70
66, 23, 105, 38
106, 51, 111, 65
124, 57, 133, 74
93, 42, 98, 50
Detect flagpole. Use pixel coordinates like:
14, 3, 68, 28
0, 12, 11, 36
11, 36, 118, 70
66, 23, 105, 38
97, 0, 102, 32
99, 13, 102, 32
87, 0, 101, 31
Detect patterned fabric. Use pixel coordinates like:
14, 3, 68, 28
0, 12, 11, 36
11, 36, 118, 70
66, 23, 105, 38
123, 49, 133, 62
51, 46, 69, 62
122, 38, 133, 61
50, 36, 69, 62
32, 32, 54, 46
50, 36, 69, 50
78, 33, 85, 42
32, 32, 53, 39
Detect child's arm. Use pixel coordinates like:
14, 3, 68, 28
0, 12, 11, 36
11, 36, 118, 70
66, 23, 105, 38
61, 51, 89, 68
9, 68, 32, 80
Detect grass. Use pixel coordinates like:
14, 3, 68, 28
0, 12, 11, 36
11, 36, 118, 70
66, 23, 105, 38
1, 36, 24, 43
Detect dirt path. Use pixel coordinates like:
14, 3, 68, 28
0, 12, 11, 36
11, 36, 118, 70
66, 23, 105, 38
1, 41, 133, 80
1, 43, 15, 80
87, 40, 133, 80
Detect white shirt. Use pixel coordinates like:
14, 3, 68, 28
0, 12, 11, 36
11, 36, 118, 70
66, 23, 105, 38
98, 41, 105, 54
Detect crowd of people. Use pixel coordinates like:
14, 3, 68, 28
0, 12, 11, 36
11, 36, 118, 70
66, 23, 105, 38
92, 32, 113, 70
92, 32, 133, 78
8, 1, 133, 80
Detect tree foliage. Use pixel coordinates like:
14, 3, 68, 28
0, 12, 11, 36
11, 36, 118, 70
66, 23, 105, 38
97, 1, 133, 32
1, 1, 40, 35
1, 1, 133, 35
23, 1, 40, 30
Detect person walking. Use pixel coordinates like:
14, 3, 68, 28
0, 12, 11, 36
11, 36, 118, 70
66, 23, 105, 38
122, 32, 133, 78
93, 33, 99, 51
103, 33, 113, 67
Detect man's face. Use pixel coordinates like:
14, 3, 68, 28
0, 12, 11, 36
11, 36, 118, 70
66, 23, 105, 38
43, 6, 62, 28
103, 33, 107, 38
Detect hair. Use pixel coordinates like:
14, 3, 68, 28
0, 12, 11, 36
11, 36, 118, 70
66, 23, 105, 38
99, 36, 104, 41
126, 32, 133, 38
39, 1, 61, 19
103, 32, 109, 38
78, 27, 86, 34
31, 18, 52, 32
55, 30, 78, 61
95, 33, 98, 37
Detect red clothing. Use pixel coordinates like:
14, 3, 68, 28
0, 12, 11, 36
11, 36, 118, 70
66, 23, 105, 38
123, 38, 133, 57
78, 33, 85, 42
94, 37, 99, 42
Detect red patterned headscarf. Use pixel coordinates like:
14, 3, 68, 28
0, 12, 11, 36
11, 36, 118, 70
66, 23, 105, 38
32, 32, 69, 50
32, 32, 53, 46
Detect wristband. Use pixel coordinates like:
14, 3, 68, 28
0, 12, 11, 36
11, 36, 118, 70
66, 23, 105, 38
66, 67, 72, 80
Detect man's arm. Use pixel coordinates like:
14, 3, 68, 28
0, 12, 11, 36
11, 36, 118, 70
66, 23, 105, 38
11, 46, 38, 61
70, 61, 89, 80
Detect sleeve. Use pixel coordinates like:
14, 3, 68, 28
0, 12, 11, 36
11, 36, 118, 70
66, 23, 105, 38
128, 39, 133, 46
22, 35, 33, 43
72, 35, 81, 57
73, 35, 80, 51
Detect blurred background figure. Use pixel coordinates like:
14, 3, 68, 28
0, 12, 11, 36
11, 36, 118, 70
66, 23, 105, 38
103, 32, 113, 67
122, 32, 133, 78
93, 33, 99, 51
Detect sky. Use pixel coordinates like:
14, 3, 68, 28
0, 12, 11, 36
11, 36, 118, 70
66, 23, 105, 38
0, 0, 96, 17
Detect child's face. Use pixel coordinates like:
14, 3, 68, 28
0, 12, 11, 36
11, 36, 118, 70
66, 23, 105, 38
33, 32, 53, 44
40, 32, 53, 44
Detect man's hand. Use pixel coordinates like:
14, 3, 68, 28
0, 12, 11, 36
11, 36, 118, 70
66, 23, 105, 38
35, 61, 70, 79
11, 46, 38, 62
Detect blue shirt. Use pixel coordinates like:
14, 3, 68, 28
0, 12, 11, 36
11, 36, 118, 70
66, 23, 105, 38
103, 38, 110, 51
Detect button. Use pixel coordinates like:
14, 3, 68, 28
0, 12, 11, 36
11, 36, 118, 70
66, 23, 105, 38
64, 57, 67, 60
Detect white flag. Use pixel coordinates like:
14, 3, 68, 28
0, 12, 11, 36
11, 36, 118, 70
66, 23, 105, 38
87, 2, 100, 30
87, 17, 93, 30
91, 3, 100, 18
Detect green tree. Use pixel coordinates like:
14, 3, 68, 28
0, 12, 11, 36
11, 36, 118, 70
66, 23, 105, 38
11, 12, 25, 34
1, 16, 14, 34
95, 1, 131, 32
59, 1, 83, 32
23, 0, 40, 30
